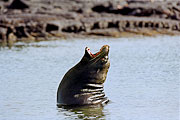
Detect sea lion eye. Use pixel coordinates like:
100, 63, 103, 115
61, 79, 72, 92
101, 56, 108, 64
104, 56, 108, 59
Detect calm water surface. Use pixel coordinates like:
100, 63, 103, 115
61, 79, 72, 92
0, 36, 179, 120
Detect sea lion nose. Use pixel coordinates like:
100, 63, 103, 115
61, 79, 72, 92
103, 45, 109, 52
104, 45, 109, 49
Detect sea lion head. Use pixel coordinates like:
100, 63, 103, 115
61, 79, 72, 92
79, 45, 110, 84
84, 45, 109, 63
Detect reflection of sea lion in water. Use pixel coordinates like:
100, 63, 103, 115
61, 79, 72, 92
57, 45, 110, 106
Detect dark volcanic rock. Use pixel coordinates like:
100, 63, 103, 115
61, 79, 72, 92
0, 0, 180, 45
8, 0, 29, 10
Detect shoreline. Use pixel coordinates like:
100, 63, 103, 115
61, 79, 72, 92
0, 0, 180, 46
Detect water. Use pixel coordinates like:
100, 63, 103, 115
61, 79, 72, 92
0, 36, 179, 120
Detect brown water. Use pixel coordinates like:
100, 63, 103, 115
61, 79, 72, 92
0, 36, 179, 120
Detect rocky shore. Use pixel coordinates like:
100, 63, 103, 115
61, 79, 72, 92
0, 0, 180, 46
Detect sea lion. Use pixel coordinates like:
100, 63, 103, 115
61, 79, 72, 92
57, 45, 110, 106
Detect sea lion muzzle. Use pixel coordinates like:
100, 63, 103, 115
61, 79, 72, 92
57, 45, 110, 106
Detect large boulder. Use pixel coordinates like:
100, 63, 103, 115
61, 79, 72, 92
8, 0, 29, 10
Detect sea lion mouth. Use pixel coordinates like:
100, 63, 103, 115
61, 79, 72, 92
86, 45, 109, 59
